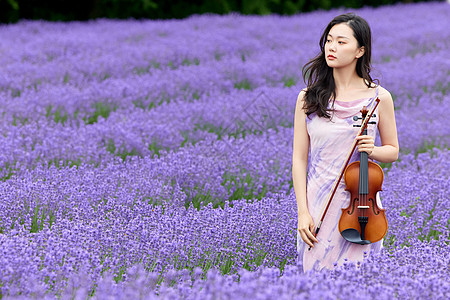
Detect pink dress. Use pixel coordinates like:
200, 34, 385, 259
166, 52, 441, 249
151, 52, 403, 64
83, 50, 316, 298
296, 85, 384, 272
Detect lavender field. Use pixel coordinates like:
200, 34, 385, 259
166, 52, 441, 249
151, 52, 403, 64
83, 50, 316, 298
0, 1, 449, 299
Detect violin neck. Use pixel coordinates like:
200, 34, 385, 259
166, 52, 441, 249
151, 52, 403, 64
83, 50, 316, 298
359, 128, 369, 195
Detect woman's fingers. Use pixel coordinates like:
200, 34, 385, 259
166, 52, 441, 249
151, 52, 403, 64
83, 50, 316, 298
298, 227, 317, 247
299, 229, 314, 247
358, 147, 374, 156
356, 136, 374, 144
298, 214, 317, 247
306, 228, 319, 243
356, 135, 374, 145
358, 145, 373, 151
356, 135, 374, 155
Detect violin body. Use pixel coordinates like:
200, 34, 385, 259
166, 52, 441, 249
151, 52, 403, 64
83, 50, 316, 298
339, 160, 388, 243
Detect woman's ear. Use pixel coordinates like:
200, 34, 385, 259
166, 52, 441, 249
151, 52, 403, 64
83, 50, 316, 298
356, 46, 365, 59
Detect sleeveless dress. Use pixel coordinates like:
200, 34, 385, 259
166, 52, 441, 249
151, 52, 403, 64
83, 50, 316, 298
296, 85, 384, 272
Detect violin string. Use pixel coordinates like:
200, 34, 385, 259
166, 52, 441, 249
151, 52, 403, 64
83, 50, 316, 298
363, 153, 366, 220
364, 142, 366, 220
360, 103, 374, 234
362, 103, 374, 223
360, 101, 373, 234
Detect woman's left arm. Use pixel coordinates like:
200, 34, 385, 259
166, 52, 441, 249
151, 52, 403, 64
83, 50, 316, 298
356, 89, 399, 163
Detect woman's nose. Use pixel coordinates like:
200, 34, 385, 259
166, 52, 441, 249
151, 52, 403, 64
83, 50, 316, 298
329, 42, 337, 51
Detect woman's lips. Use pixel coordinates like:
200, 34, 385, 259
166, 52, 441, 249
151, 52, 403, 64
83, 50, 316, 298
328, 55, 336, 60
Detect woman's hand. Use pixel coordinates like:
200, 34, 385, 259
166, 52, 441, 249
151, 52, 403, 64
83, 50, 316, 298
355, 135, 375, 157
298, 213, 318, 248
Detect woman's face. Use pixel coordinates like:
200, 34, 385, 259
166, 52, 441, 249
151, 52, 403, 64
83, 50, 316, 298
325, 23, 364, 68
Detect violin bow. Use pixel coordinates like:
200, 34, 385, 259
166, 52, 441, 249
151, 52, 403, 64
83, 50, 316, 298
308, 97, 381, 250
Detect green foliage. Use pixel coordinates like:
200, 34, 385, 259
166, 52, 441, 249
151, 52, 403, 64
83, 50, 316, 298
234, 79, 252, 90
379, 162, 393, 171
148, 138, 168, 159
414, 140, 448, 159
106, 138, 116, 154
193, 121, 224, 137
7, 0, 19, 10
30, 205, 56, 233
45, 105, 75, 125
184, 186, 215, 210
214, 52, 223, 61
11, 88, 21, 97
132, 60, 161, 75
221, 169, 268, 206
113, 266, 126, 283
47, 158, 82, 169
181, 58, 200, 66
12, 114, 28, 126
282, 76, 296, 87
132, 95, 162, 111
0, 162, 14, 181
8, 202, 56, 233
105, 138, 141, 160
178, 169, 267, 210
84, 102, 116, 125
192, 91, 200, 100
54, 108, 68, 125
0, 0, 436, 23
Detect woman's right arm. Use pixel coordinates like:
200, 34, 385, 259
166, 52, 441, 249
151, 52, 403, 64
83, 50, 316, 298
292, 89, 318, 248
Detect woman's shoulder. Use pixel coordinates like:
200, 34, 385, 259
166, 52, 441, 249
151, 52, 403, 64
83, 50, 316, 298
297, 88, 308, 102
297, 87, 310, 99
374, 85, 396, 115
375, 85, 394, 103
376, 84, 388, 95
299, 87, 308, 94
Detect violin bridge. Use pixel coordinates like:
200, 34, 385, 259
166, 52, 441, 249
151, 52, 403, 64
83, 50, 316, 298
357, 206, 370, 209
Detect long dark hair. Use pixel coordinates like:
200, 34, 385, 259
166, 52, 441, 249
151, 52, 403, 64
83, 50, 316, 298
302, 13, 379, 119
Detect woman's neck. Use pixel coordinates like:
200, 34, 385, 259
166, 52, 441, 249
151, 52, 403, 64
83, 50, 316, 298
332, 66, 365, 92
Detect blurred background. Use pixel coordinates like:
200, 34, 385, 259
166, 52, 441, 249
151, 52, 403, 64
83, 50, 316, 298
0, 0, 443, 23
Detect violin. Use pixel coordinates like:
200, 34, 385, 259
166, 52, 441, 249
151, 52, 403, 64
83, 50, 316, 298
338, 106, 388, 244
308, 98, 387, 250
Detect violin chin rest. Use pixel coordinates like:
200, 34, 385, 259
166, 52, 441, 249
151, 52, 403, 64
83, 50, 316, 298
341, 228, 371, 245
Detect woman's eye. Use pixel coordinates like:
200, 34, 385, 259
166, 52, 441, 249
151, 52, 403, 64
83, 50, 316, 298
326, 39, 344, 44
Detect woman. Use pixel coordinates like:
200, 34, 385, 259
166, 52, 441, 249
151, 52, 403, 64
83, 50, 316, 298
292, 13, 399, 272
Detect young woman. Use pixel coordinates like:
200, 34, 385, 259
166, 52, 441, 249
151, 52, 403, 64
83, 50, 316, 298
292, 13, 399, 272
